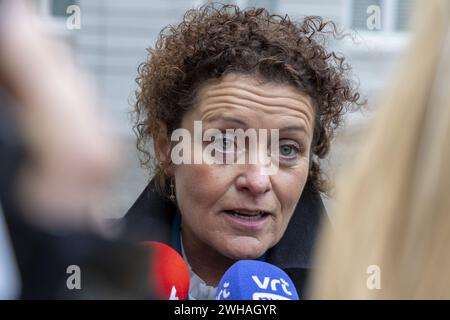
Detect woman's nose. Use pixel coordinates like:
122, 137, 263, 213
235, 165, 272, 195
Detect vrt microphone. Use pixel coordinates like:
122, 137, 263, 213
215, 260, 299, 300
141, 241, 190, 300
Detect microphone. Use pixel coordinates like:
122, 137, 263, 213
141, 241, 190, 300
215, 260, 299, 300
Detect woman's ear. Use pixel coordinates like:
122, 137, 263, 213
153, 122, 173, 174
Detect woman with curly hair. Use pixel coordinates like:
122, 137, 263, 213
123, 4, 361, 299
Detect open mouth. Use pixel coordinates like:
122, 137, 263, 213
224, 210, 270, 221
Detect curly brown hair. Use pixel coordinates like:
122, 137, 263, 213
133, 3, 363, 198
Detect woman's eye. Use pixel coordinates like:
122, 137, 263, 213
222, 138, 233, 150
215, 136, 235, 153
279, 144, 299, 158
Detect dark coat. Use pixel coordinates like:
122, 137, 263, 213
122, 181, 329, 298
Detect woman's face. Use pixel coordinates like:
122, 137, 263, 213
172, 74, 314, 260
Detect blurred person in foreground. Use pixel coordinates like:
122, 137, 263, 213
310, 0, 450, 299
0, 0, 152, 299
0, 0, 118, 231
122, 3, 363, 299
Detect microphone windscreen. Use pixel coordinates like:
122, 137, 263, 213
141, 241, 190, 300
216, 260, 299, 300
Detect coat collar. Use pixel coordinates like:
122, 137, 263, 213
123, 180, 328, 271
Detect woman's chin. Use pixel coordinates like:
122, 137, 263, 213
220, 236, 270, 260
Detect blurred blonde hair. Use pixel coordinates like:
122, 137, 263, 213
310, 0, 450, 299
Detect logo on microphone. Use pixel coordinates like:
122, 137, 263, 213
216, 282, 231, 300
169, 286, 179, 300
252, 292, 290, 300
251, 275, 294, 300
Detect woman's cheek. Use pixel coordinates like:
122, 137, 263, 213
277, 166, 309, 203
176, 163, 228, 209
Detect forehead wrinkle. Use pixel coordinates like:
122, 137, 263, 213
199, 82, 314, 125
204, 91, 311, 115
199, 105, 313, 138
205, 77, 306, 101
202, 94, 311, 118
203, 79, 313, 105
202, 84, 313, 111
198, 96, 313, 131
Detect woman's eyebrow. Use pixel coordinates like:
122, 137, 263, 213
203, 115, 310, 136
203, 115, 248, 127
279, 125, 310, 136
